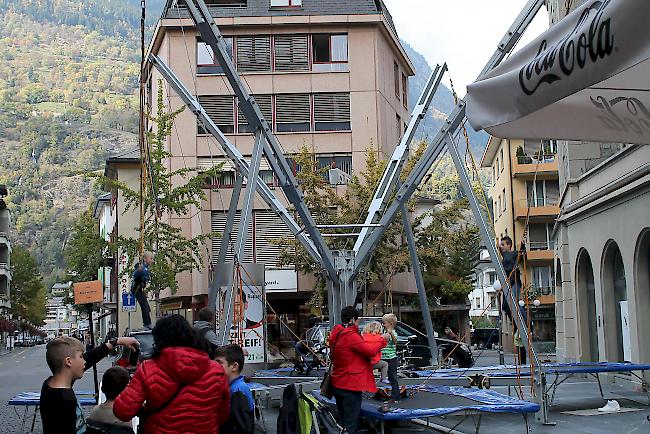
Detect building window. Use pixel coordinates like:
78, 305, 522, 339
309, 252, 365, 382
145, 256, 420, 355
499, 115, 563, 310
236, 36, 271, 72
312, 34, 348, 72
274, 34, 309, 71
316, 154, 352, 178
396, 113, 402, 139
238, 94, 273, 133
475, 298, 481, 309
197, 37, 233, 74
270, 0, 302, 7
492, 166, 496, 186
205, 0, 248, 6
532, 266, 554, 295
402, 73, 408, 108
527, 179, 560, 207
197, 95, 235, 134
275, 93, 310, 132
394, 61, 400, 98
499, 149, 504, 172
495, 157, 500, 178
502, 188, 506, 211
313, 92, 350, 131
497, 195, 501, 216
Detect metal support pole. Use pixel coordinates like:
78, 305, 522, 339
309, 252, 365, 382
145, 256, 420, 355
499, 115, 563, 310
208, 173, 243, 312
400, 203, 438, 366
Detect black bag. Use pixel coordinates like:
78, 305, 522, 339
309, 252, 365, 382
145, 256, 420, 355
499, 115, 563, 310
320, 329, 348, 399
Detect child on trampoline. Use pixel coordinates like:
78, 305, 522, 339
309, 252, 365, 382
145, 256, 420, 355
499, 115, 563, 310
381, 313, 401, 402
362, 321, 389, 384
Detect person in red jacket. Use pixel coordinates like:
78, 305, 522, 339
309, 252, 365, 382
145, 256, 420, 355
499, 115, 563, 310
329, 306, 387, 434
113, 314, 230, 434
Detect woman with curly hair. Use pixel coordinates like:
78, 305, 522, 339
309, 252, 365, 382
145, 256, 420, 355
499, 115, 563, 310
114, 314, 231, 434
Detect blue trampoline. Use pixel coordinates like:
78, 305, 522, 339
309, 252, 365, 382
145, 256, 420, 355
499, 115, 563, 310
312, 385, 539, 434
406, 362, 650, 407
8, 390, 96, 434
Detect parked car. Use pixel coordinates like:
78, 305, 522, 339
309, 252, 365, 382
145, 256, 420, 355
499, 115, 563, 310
114, 329, 155, 374
471, 328, 499, 349
305, 317, 473, 369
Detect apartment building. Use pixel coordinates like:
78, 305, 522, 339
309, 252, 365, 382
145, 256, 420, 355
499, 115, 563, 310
0, 185, 11, 315
480, 137, 559, 350
469, 248, 499, 322
546, 0, 650, 368
107, 0, 414, 335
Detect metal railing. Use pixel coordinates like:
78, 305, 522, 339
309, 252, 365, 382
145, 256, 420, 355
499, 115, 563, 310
520, 197, 559, 208
517, 153, 557, 164
528, 240, 555, 251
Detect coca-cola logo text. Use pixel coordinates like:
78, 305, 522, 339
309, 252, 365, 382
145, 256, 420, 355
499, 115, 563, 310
591, 95, 650, 136
519, 0, 615, 96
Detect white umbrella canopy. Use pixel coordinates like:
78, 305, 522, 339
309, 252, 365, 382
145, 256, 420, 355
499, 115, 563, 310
466, 0, 650, 145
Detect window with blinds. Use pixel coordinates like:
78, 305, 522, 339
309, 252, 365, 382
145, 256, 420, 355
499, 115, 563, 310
197, 95, 234, 134
316, 154, 352, 180
274, 34, 309, 72
275, 93, 311, 132
313, 93, 350, 131
236, 36, 271, 72
238, 94, 273, 133
211, 211, 254, 263
254, 210, 293, 267
197, 37, 233, 75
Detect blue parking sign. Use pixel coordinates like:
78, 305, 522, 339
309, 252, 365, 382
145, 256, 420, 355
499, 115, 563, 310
122, 292, 137, 312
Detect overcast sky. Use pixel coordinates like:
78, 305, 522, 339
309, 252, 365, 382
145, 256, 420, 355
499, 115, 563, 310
383, 0, 550, 96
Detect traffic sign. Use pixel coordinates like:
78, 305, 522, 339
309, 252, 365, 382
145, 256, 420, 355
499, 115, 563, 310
122, 292, 137, 312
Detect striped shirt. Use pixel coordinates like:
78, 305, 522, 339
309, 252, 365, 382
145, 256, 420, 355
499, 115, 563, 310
381, 331, 398, 360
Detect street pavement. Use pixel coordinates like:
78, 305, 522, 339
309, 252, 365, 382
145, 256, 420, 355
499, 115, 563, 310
2, 346, 649, 433
0, 344, 112, 434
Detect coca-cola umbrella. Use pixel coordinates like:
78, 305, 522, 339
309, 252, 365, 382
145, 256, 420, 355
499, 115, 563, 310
466, 0, 650, 145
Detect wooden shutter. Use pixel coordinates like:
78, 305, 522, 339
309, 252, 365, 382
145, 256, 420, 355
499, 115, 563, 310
236, 36, 271, 72
198, 95, 234, 133
211, 211, 253, 263
274, 35, 309, 72
254, 210, 294, 267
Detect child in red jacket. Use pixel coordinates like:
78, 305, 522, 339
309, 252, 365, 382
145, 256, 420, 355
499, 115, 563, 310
362, 321, 388, 384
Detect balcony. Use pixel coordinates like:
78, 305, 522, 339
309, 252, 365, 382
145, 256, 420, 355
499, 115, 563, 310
513, 154, 559, 177
526, 240, 555, 261
515, 198, 560, 220
0, 231, 9, 247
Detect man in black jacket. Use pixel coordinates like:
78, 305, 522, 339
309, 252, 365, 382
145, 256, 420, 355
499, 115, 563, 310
499, 236, 527, 331
40, 336, 139, 434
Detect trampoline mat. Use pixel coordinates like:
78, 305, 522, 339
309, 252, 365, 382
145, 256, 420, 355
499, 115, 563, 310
253, 367, 326, 378
312, 385, 539, 421
9, 391, 97, 406
408, 362, 650, 379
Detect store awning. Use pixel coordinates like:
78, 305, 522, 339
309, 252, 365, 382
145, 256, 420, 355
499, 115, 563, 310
466, 0, 650, 145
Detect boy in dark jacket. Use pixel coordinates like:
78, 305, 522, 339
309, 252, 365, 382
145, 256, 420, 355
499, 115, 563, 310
215, 344, 254, 434
40, 336, 139, 434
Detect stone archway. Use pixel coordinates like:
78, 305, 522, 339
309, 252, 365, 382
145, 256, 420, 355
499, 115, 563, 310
634, 229, 650, 362
601, 241, 628, 362
576, 248, 598, 361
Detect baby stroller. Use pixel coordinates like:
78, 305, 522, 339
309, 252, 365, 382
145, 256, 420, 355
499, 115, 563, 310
293, 340, 327, 376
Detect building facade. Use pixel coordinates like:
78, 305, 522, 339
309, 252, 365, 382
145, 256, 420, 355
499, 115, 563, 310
0, 185, 11, 316
107, 0, 414, 339
469, 248, 499, 322
546, 0, 650, 374
481, 137, 558, 350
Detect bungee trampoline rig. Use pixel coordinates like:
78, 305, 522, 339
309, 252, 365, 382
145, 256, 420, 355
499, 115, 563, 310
142, 0, 650, 429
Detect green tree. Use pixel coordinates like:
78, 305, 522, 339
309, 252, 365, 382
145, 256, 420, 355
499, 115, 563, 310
10, 245, 47, 324
91, 82, 221, 315
64, 209, 108, 282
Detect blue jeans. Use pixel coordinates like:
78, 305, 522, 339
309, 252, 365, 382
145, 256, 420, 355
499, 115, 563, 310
386, 357, 400, 400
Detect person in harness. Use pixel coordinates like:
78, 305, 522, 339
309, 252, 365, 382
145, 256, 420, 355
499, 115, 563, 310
131, 251, 154, 329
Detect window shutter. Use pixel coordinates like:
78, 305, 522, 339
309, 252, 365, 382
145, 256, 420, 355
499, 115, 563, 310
275, 93, 311, 131
198, 95, 234, 133
274, 35, 309, 72
238, 94, 273, 133
314, 93, 350, 131
211, 211, 253, 263
254, 210, 293, 267
236, 36, 271, 72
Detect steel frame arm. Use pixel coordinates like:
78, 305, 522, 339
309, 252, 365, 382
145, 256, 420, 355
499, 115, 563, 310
148, 54, 323, 268
353, 64, 447, 253
183, 0, 338, 283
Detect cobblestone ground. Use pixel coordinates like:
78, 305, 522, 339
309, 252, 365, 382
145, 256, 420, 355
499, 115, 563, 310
0, 345, 111, 434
